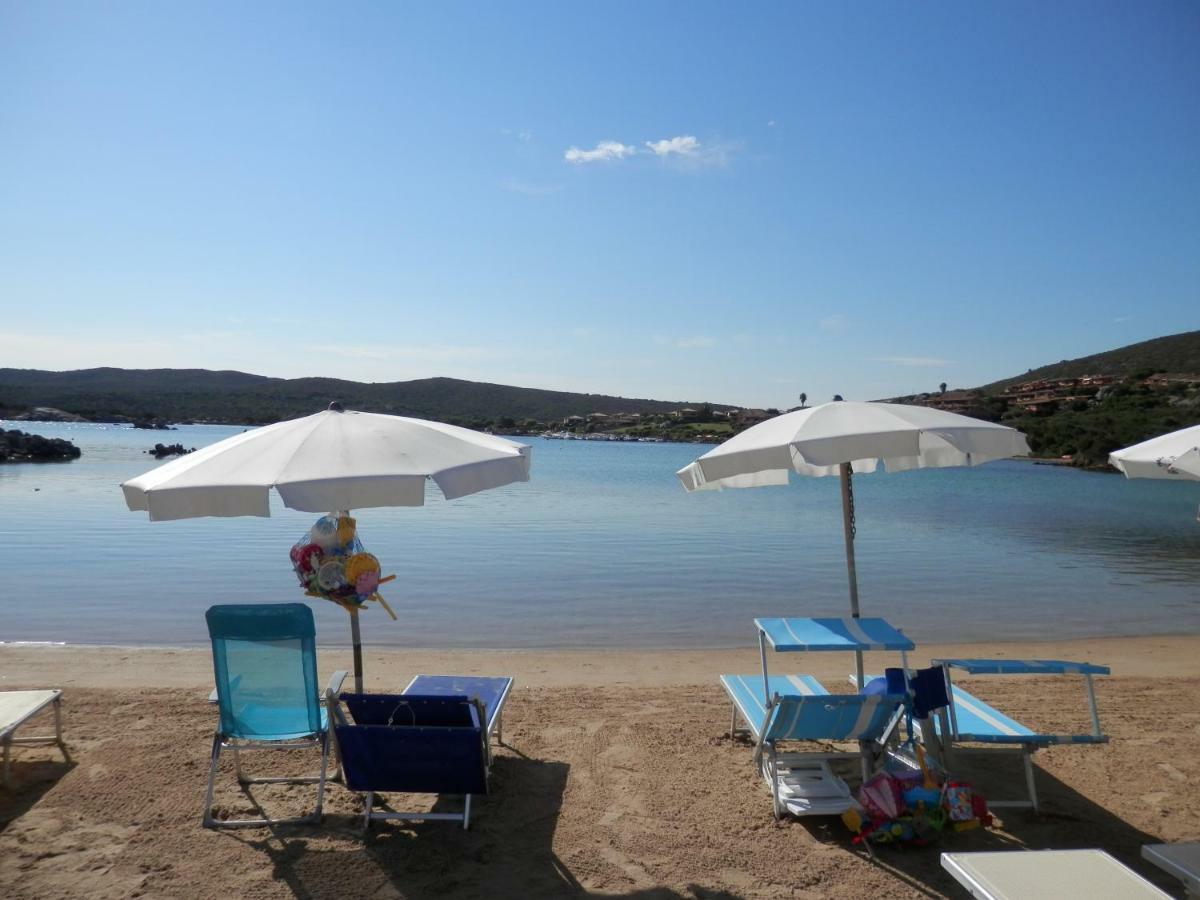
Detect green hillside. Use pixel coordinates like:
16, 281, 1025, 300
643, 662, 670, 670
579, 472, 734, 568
984, 330, 1200, 391
0, 368, 733, 427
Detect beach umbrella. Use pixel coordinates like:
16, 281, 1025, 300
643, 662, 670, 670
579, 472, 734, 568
122, 403, 531, 690
676, 400, 1030, 685
1109, 424, 1200, 481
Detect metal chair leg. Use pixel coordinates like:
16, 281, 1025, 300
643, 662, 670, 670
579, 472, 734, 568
1023, 747, 1039, 813
363, 792, 374, 832
201, 732, 223, 827
463, 794, 472, 830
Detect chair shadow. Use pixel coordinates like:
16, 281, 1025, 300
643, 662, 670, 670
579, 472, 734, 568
0, 752, 75, 833
222, 748, 745, 900
791, 748, 1179, 898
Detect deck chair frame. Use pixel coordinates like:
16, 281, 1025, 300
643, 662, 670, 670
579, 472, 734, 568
202, 670, 347, 829
930, 660, 1109, 813
1, 690, 67, 788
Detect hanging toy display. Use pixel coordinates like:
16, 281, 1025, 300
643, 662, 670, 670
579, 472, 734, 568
289, 513, 397, 619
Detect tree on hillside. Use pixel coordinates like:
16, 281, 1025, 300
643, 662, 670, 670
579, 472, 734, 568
799, 392, 807, 408
939, 382, 947, 394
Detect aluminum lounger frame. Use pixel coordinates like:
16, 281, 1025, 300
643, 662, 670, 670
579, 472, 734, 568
941, 849, 1173, 899
201, 670, 347, 829
930, 659, 1110, 813
1, 690, 67, 788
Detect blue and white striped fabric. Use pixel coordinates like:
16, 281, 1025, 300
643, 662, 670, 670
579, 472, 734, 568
755, 617, 915, 652
720, 674, 828, 740
941, 683, 1109, 745
720, 674, 902, 742
933, 658, 1110, 676
765, 693, 903, 743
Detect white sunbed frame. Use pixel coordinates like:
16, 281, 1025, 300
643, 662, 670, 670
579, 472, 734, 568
1, 690, 67, 788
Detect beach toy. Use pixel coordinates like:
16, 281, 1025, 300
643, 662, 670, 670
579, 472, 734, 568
859, 772, 903, 820
945, 783, 974, 821
317, 559, 347, 591
291, 543, 323, 575
336, 514, 357, 547
343, 552, 380, 585
310, 515, 340, 551
355, 570, 380, 597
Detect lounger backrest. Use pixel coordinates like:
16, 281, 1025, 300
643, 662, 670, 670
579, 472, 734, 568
206, 603, 321, 740
334, 693, 488, 795
764, 693, 905, 743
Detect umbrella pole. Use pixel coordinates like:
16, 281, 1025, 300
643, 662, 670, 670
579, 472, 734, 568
350, 607, 364, 693
839, 463, 865, 689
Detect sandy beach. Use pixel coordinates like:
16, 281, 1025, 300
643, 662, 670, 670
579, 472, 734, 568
2, 635, 1198, 899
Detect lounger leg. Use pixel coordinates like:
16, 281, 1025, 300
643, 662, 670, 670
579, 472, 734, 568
312, 732, 329, 822
767, 745, 782, 821
2, 736, 10, 789
730, 702, 737, 739
232, 742, 246, 783
463, 794, 472, 830
362, 792, 374, 832
1023, 747, 1039, 813
201, 732, 223, 827
53, 695, 65, 755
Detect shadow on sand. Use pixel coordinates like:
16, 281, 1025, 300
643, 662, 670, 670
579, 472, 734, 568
222, 749, 744, 900
0, 752, 75, 833
795, 748, 1179, 897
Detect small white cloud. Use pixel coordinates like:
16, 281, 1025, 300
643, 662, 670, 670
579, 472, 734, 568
645, 135, 701, 158
767, 120, 776, 127
500, 128, 533, 142
877, 356, 957, 368
564, 141, 637, 164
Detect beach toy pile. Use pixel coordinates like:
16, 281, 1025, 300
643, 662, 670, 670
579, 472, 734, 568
289, 513, 397, 619
842, 759, 992, 847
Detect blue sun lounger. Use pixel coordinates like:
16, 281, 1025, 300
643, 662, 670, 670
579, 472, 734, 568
930, 659, 1109, 812
402, 674, 513, 743
855, 659, 1110, 812
720, 674, 905, 819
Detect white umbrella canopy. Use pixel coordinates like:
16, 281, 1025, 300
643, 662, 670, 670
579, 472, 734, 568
677, 400, 1030, 685
1109, 424, 1200, 481
122, 405, 532, 520
677, 401, 1029, 491
122, 403, 532, 690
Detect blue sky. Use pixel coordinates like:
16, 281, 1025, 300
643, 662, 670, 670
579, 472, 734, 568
2, 2, 1197, 408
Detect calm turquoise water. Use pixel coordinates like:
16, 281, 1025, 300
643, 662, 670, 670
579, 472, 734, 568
2, 421, 1198, 649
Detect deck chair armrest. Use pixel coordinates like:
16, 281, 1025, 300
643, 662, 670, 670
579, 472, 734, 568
325, 670, 348, 699
207, 673, 242, 704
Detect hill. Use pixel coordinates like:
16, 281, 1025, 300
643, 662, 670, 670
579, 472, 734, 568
892, 330, 1200, 466
0, 367, 734, 428
983, 330, 1200, 391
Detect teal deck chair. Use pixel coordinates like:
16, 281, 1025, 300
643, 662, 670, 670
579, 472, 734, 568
202, 604, 346, 828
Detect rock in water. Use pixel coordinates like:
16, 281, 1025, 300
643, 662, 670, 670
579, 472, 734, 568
0, 429, 82, 462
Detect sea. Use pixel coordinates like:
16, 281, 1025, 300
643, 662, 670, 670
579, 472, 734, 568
2, 421, 1198, 650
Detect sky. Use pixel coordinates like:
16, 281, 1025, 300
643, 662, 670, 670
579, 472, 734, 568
1, 2, 1198, 409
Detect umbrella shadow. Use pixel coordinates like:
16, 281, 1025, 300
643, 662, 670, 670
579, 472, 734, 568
787, 748, 1178, 898
223, 748, 746, 899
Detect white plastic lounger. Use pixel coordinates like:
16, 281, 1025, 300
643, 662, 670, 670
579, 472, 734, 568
930, 659, 1109, 812
1, 690, 66, 788
941, 850, 1172, 899
1142, 843, 1200, 898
